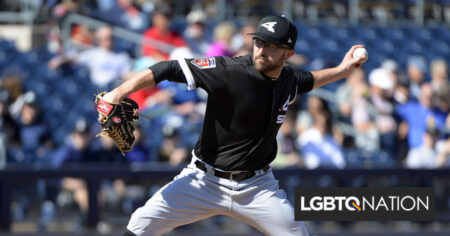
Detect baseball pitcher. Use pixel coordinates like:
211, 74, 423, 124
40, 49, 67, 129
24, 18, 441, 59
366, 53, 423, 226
97, 15, 366, 236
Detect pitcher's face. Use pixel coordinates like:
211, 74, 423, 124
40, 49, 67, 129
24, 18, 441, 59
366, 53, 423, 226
252, 38, 291, 75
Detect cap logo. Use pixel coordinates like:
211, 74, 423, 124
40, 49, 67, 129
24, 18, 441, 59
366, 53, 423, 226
288, 38, 292, 43
261, 22, 277, 33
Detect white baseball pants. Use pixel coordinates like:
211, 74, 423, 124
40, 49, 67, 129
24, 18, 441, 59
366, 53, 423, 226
126, 159, 308, 236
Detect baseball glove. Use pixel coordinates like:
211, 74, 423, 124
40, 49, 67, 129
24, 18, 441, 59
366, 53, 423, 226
95, 92, 139, 155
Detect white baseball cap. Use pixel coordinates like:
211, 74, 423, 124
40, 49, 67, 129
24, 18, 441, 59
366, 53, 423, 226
187, 9, 207, 24
369, 68, 393, 90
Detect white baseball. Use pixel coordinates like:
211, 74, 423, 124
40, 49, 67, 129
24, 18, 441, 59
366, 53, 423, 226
353, 47, 368, 63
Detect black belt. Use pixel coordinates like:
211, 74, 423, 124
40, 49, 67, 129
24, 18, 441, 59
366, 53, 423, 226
194, 160, 270, 182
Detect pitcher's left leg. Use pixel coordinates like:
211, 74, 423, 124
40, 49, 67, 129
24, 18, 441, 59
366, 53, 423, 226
228, 172, 308, 236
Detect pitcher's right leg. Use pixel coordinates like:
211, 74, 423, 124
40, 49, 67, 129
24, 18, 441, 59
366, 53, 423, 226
125, 168, 222, 236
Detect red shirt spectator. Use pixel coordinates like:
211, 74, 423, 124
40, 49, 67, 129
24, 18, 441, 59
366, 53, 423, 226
129, 87, 160, 110
141, 5, 186, 60
142, 27, 186, 60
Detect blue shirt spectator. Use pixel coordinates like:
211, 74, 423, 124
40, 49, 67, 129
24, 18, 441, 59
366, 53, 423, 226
396, 84, 447, 148
52, 119, 95, 166
297, 112, 345, 169
16, 92, 52, 163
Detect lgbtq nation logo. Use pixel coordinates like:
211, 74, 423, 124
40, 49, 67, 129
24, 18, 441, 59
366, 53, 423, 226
295, 187, 435, 221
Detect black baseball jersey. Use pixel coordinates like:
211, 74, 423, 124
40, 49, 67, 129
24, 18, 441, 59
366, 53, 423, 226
150, 54, 314, 171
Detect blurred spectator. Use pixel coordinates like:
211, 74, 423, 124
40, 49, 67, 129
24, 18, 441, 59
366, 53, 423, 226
393, 73, 411, 105
52, 0, 79, 19
274, 113, 302, 168
297, 112, 345, 169
405, 126, 440, 168
0, 89, 19, 168
15, 91, 52, 163
60, 177, 89, 218
2, 75, 27, 121
96, 0, 149, 32
51, 119, 95, 220
49, 26, 132, 89
169, 46, 194, 62
96, 0, 115, 11
52, 119, 95, 166
396, 83, 447, 149
296, 95, 331, 135
435, 84, 450, 114
106, 126, 150, 215
166, 47, 200, 116
53, 120, 126, 223
128, 85, 161, 112
125, 126, 150, 162
368, 68, 397, 155
391, 72, 412, 160
406, 56, 427, 101
350, 70, 379, 153
336, 68, 365, 123
78, 26, 132, 88
93, 135, 124, 163
45, 19, 64, 54
430, 59, 450, 113
183, 9, 209, 57
141, 3, 186, 60
158, 126, 189, 166
430, 59, 448, 93
381, 59, 410, 106
151, 76, 201, 165
1, 74, 24, 108
131, 47, 198, 113
381, 59, 400, 89
206, 22, 236, 57
115, 0, 149, 32
151, 62, 202, 165
287, 54, 309, 69
232, 21, 257, 57
381, 59, 399, 76
127, 57, 161, 110
436, 116, 450, 167
0, 89, 20, 151
70, 24, 94, 49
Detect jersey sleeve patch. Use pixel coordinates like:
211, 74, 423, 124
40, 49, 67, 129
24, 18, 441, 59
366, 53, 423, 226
191, 57, 216, 69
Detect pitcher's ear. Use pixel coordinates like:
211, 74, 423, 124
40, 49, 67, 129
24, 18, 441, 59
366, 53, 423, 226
285, 50, 295, 60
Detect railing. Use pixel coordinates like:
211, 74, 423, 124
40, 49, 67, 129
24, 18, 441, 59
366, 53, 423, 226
1, 164, 449, 231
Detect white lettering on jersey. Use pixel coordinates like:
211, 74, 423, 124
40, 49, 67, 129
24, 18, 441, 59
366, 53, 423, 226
279, 95, 290, 112
276, 96, 290, 124
277, 115, 286, 124
261, 22, 277, 33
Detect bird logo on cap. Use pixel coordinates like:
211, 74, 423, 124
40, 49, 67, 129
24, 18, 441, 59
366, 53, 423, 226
261, 22, 277, 33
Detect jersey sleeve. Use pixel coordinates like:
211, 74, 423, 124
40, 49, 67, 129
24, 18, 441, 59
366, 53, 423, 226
295, 69, 314, 94
149, 57, 228, 93
149, 60, 187, 85
180, 56, 228, 92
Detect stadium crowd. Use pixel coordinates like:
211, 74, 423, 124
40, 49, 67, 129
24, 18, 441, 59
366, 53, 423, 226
0, 0, 449, 231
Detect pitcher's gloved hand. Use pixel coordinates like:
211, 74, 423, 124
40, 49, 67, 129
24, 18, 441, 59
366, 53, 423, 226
95, 92, 139, 155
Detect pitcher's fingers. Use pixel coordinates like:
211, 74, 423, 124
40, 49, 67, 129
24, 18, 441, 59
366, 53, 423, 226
98, 114, 106, 123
